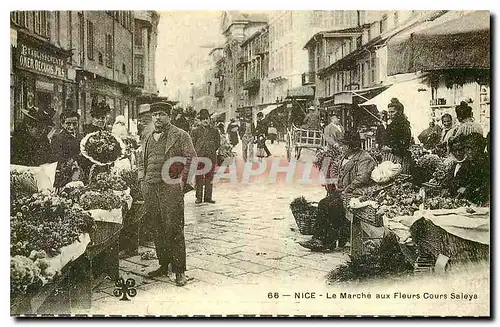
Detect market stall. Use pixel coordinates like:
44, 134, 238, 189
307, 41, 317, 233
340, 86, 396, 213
10, 130, 143, 314
293, 139, 489, 282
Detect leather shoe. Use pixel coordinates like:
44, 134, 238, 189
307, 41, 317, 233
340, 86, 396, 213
175, 273, 188, 287
195, 199, 202, 204
147, 266, 169, 277
204, 199, 216, 204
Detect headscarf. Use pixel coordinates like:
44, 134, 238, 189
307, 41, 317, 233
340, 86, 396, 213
112, 115, 129, 138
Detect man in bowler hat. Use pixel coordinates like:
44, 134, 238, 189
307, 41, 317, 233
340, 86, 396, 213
137, 102, 197, 286
190, 109, 220, 204
11, 106, 56, 166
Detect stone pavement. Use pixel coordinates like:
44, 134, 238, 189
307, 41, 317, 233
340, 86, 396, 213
87, 141, 349, 314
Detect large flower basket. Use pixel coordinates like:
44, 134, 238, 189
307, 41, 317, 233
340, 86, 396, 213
80, 131, 126, 183
290, 197, 318, 235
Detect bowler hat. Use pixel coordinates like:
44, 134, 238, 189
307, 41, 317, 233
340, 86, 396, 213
90, 101, 111, 118
342, 129, 362, 148
21, 107, 55, 127
149, 102, 173, 115
198, 109, 211, 120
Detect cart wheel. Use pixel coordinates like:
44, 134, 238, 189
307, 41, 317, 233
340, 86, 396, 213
286, 132, 292, 162
295, 147, 302, 160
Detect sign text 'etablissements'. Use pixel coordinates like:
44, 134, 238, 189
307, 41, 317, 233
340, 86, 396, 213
17, 42, 67, 79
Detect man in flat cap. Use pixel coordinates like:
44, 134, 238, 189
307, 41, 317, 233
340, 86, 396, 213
190, 109, 220, 204
137, 102, 197, 286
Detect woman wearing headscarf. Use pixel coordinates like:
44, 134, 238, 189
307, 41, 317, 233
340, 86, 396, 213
446, 133, 489, 206
382, 98, 413, 174
112, 115, 129, 139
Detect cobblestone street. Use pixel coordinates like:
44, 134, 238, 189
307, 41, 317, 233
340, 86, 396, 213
88, 141, 349, 314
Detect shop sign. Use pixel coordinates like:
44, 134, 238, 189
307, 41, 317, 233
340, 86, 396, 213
16, 39, 69, 80
334, 92, 353, 105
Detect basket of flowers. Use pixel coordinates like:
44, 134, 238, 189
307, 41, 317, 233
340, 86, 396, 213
80, 131, 126, 183
290, 197, 318, 235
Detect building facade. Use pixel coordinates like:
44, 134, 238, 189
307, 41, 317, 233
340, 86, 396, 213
10, 11, 77, 132
10, 10, 159, 134
268, 11, 359, 105
133, 11, 161, 109
304, 10, 490, 145
220, 11, 268, 120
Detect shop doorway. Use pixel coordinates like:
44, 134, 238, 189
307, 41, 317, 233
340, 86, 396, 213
36, 91, 52, 111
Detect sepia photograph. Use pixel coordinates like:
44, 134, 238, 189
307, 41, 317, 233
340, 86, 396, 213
9, 8, 491, 317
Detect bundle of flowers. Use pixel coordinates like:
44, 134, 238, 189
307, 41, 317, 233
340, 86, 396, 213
80, 131, 126, 166
11, 170, 37, 199
413, 153, 443, 184
79, 190, 123, 211
428, 158, 455, 186
409, 144, 430, 163
11, 191, 95, 258
119, 168, 143, 202
11, 255, 42, 297
87, 172, 128, 192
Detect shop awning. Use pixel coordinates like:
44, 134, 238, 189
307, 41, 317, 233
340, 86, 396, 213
329, 85, 390, 105
286, 85, 315, 99
387, 11, 490, 75
259, 104, 280, 117
361, 77, 433, 137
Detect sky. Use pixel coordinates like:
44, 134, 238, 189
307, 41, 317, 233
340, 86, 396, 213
155, 11, 225, 103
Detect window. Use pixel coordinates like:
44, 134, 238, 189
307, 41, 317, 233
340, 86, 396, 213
105, 34, 113, 68
380, 15, 388, 34
11, 11, 29, 29
33, 11, 50, 38
87, 20, 94, 60
68, 11, 72, 49
135, 23, 143, 46
393, 12, 399, 27
55, 11, 61, 43
78, 13, 85, 63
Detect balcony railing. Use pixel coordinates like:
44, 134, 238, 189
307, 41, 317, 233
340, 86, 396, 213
243, 78, 260, 92
302, 72, 316, 86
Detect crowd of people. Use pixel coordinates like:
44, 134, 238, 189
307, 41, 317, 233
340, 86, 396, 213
10, 97, 491, 284
300, 97, 490, 252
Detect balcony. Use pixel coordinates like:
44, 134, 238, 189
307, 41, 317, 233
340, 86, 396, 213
243, 78, 260, 92
134, 74, 145, 87
302, 72, 316, 86
237, 55, 248, 66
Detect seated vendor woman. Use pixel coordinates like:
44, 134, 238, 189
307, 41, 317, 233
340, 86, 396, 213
299, 131, 376, 252
337, 129, 377, 195
447, 133, 489, 206
299, 184, 349, 252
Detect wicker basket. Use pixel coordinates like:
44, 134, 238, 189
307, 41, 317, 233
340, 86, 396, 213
88, 221, 123, 248
290, 201, 318, 235
342, 194, 383, 227
410, 218, 489, 264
